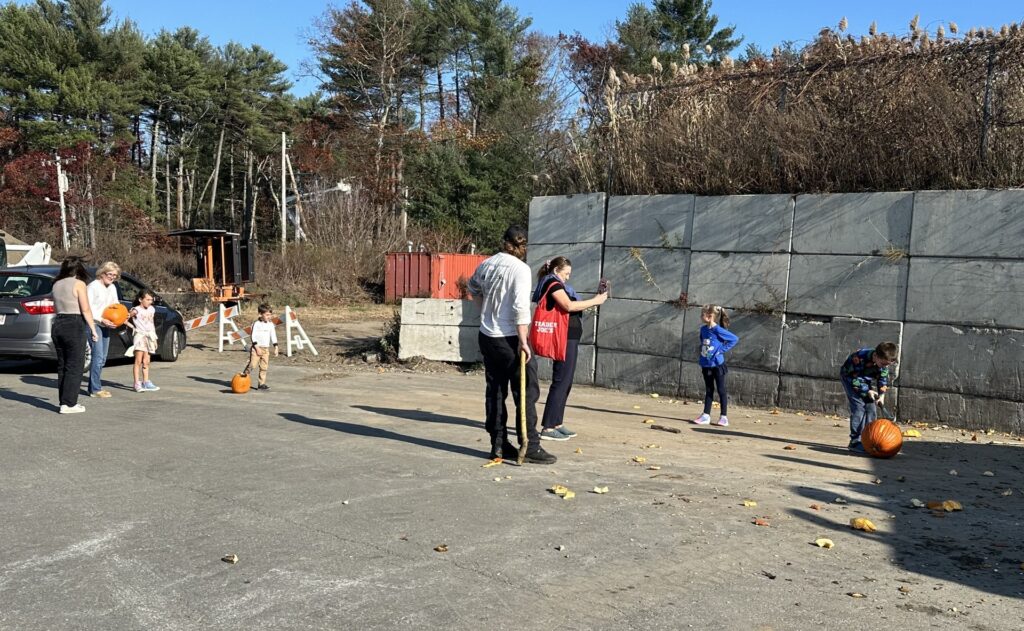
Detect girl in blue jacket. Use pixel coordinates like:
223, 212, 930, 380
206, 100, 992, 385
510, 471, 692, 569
693, 304, 739, 426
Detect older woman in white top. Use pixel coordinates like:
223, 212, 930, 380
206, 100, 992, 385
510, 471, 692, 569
51, 257, 98, 414
86, 261, 121, 398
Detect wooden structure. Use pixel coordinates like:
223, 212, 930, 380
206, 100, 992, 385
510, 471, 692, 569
169, 229, 255, 303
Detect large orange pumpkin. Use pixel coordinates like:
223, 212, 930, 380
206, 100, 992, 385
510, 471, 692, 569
862, 418, 903, 458
102, 303, 129, 327
231, 372, 251, 394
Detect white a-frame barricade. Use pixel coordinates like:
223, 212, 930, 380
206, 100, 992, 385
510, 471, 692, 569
226, 305, 317, 357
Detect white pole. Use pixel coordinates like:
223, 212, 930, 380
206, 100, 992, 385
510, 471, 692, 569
280, 132, 287, 255
55, 156, 69, 251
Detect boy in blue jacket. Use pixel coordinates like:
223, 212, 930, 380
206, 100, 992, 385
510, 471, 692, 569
840, 342, 898, 454
693, 304, 739, 426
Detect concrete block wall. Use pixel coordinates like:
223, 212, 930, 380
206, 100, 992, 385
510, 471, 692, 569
524, 190, 1024, 433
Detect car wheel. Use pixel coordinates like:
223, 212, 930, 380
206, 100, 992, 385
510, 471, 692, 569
159, 326, 182, 362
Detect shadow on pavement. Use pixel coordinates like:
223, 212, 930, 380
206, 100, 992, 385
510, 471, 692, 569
188, 375, 233, 388
567, 403, 682, 422
0, 359, 53, 375
279, 412, 489, 459
690, 426, 849, 454
782, 439, 1024, 599
351, 405, 483, 429
0, 386, 56, 411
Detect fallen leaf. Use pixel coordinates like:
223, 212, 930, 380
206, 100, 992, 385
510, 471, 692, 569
986, 429, 996, 435
434, 544, 449, 553
1001, 488, 1013, 496
783, 444, 797, 450
815, 538, 835, 549
902, 429, 922, 438
647, 465, 661, 471
549, 484, 570, 496
926, 501, 945, 510
221, 554, 239, 564
650, 393, 659, 398
632, 405, 641, 410
971, 433, 978, 441
850, 517, 877, 532
898, 586, 911, 594
982, 471, 994, 477
575, 448, 583, 454
949, 469, 958, 476
833, 498, 848, 505
742, 500, 758, 507
847, 592, 866, 599
942, 500, 963, 512
482, 459, 503, 468
642, 418, 654, 424
562, 491, 576, 500
753, 518, 770, 527
832, 422, 842, 427
910, 498, 925, 508
712, 402, 720, 409
873, 478, 882, 485
632, 456, 647, 464
493, 477, 502, 482
770, 409, 781, 415
809, 504, 821, 510
592, 486, 609, 494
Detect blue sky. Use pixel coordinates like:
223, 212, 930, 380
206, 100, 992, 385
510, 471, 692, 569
93, 0, 1024, 95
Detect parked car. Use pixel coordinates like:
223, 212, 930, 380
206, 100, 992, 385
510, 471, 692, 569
0, 266, 186, 362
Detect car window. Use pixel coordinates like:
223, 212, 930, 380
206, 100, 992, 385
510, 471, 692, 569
115, 277, 144, 304
0, 274, 54, 298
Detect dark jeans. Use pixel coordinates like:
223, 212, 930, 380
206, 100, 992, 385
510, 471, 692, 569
701, 364, 728, 415
52, 314, 87, 407
542, 337, 579, 429
87, 326, 110, 394
841, 376, 876, 447
478, 332, 540, 453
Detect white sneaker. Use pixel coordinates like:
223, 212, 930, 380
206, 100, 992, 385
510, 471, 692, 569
59, 404, 85, 414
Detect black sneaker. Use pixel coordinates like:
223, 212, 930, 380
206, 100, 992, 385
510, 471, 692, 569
258, 384, 270, 390
489, 441, 522, 460
523, 447, 557, 465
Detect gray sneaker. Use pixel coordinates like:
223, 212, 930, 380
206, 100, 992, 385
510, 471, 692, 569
556, 426, 577, 438
540, 428, 569, 441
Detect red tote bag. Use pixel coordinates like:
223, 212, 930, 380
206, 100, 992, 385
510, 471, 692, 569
529, 282, 569, 361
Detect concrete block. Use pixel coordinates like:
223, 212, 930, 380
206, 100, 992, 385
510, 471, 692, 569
900, 323, 1024, 401
793, 192, 913, 255
780, 317, 904, 380
595, 349, 681, 396
679, 362, 779, 408
401, 298, 480, 326
528, 193, 605, 244
905, 258, 1024, 330
606, 195, 694, 248
399, 325, 481, 362
911, 190, 1024, 258
687, 252, 790, 311
692, 194, 794, 252
602, 246, 689, 301
536, 344, 595, 385
778, 375, 849, 416
527, 242, 603, 294
787, 254, 908, 320
897, 388, 1024, 434
779, 375, 902, 417
681, 307, 782, 371
598, 299, 685, 358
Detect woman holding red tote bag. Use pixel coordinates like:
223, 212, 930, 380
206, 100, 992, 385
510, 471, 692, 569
531, 257, 609, 441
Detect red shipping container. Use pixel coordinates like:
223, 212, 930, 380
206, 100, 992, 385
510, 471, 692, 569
385, 252, 489, 303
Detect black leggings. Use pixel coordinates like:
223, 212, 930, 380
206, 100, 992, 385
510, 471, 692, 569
52, 314, 87, 407
701, 364, 728, 416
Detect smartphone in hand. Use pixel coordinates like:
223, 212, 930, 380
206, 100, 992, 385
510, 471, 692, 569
598, 278, 610, 294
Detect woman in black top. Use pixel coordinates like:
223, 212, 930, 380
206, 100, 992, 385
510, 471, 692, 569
532, 256, 609, 441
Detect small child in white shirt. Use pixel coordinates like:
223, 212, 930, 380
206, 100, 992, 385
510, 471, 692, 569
248, 303, 279, 390
129, 290, 160, 392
